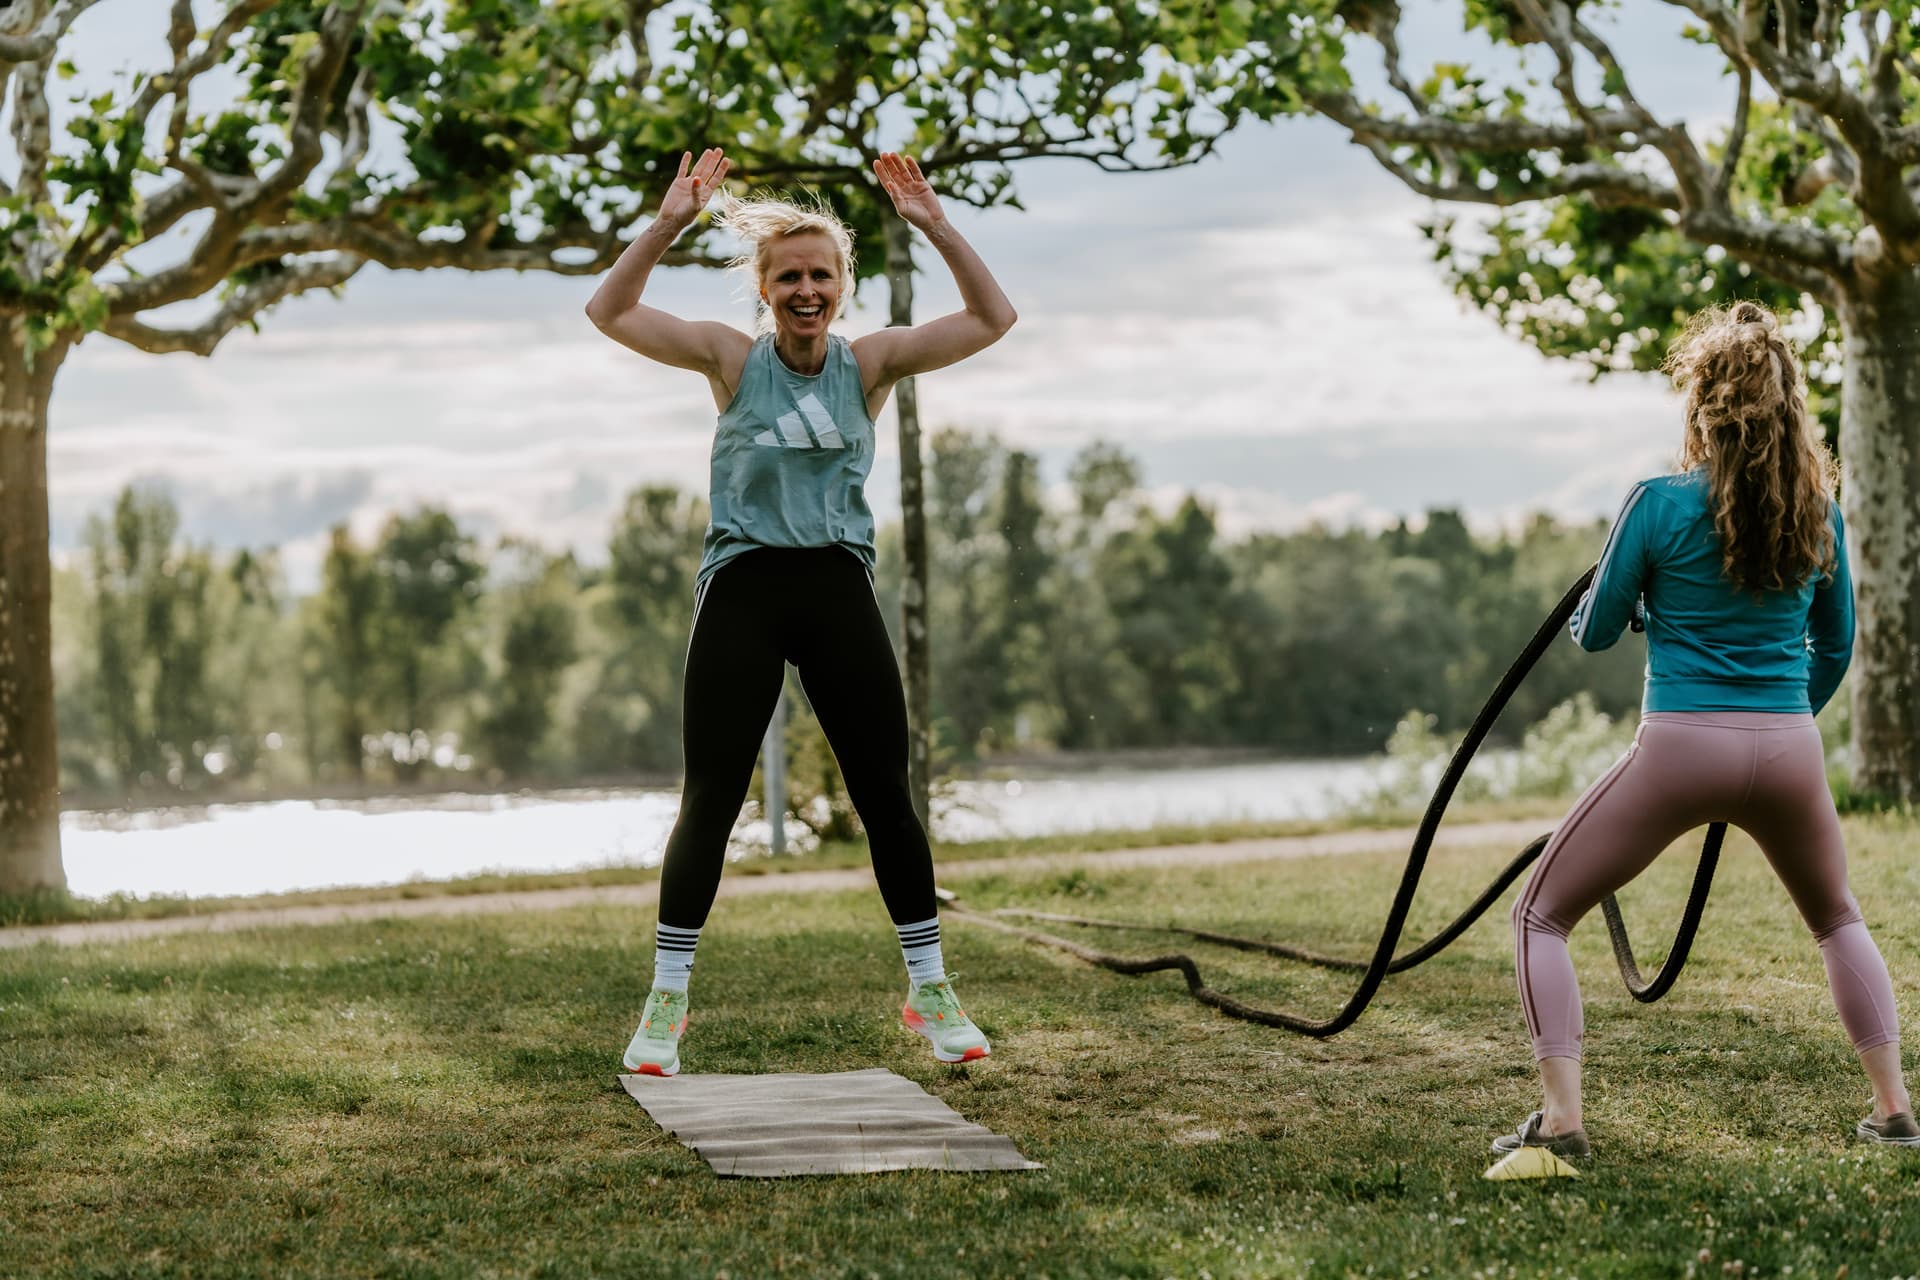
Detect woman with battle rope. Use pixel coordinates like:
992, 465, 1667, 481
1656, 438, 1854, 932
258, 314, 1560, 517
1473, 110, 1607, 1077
1496, 301, 1914, 1161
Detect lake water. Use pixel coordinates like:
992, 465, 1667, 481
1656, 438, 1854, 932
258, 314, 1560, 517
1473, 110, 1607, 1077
58, 757, 1383, 900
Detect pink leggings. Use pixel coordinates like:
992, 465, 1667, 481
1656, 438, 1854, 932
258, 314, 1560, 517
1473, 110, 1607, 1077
1513, 711, 1900, 1062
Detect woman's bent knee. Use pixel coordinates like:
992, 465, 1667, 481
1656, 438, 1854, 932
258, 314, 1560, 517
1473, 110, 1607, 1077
1810, 897, 1867, 943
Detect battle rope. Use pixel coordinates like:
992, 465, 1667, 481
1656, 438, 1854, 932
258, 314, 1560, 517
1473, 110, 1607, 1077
943, 567, 1726, 1035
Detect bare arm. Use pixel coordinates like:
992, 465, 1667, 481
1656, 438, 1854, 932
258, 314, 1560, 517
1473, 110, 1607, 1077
854, 154, 1017, 400
586, 149, 751, 400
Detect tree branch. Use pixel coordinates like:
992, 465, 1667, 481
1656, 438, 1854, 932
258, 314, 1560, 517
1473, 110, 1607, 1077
1310, 90, 1644, 153
98, 192, 242, 315
1508, 0, 1614, 143
1355, 134, 1682, 212
119, 0, 277, 142
726, 116, 1220, 193
1677, 208, 1844, 302
323, 62, 375, 197
56, 1, 201, 285
1374, 7, 1430, 116
956, 134, 1220, 176
1395, 154, 1839, 299
1666, 0, 1920, 248
80, 0, 279, 270
1866, 9, 1903, 124
101, 254, 369, 356
131, 162, 251, 244
1335, 92, 1848, 302
622, 0, 658, 92
1691, 2, 1856, 185
1784, 155, 1838, 206
1560, 2, 1715, 204
0, 26, 18, 192
154, 217, 731, 281
0, 0, 107, 63
100, 2, 365, 316
237, 1, 366, 220
1775, 0, 1809, 61
9, 35, 51, 209
1790, 101, 1858, 190
1814, 0, 1840, 55
1890, 122, 1920, 168
1714, 59, 1751, 205
163, 0, 195, 161
738, 5, 812, 141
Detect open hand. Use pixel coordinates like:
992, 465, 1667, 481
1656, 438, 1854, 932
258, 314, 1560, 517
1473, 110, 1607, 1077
873, 152, 945, 231
656, 148, 730, 231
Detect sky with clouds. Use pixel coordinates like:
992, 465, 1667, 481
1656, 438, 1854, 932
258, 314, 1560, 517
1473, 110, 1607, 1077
39, 2, 1737, 589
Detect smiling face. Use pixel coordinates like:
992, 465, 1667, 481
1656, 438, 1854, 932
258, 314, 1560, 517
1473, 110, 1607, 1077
759, 231, 843, 341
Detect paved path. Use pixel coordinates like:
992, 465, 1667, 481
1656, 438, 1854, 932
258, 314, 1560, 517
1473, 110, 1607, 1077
0, 819, 1551, 951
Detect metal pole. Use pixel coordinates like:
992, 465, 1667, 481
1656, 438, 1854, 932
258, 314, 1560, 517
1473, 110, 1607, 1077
763, 682, 787, 858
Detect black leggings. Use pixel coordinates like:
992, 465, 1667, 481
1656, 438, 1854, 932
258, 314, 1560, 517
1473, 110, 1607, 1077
655, 546, 937, 929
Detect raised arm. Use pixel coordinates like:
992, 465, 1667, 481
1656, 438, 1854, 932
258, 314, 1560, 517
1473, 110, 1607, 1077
586, 149, 751, 404
853, 153, 1017, 402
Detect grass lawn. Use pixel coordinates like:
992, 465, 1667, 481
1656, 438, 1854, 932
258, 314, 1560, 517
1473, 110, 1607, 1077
5, 811, 1920, 1278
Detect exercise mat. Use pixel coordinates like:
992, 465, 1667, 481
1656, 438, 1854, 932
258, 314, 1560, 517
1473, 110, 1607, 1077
620, 1067, 1043, 1177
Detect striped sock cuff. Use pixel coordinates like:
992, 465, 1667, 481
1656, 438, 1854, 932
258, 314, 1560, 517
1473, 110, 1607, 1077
652, 923, 703, 993
895, 916, 945, 986
896, 919, 941, 947
654, 923, 702, 952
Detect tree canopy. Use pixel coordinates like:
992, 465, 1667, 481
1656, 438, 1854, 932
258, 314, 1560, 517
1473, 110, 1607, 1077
0, 0, 1292, 892
1209, 0, 1920, 799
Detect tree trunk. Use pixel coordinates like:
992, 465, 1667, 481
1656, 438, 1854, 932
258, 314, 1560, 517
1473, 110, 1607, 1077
0, 317, 68, 894
883, 216, 932, 829
1837, 276, 1920, 802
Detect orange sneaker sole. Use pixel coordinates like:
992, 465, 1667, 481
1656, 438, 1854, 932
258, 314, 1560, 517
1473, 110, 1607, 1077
627, 1062, 675, 1077
902, 1005, 989, 1063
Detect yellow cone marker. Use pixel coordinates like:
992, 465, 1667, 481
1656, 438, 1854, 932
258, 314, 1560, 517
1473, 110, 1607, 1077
1483, 1146, 1581, 1181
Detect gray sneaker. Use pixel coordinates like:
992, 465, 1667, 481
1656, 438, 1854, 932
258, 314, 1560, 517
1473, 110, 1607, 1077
1857, 1111, 1920, 1146
1490, 1110, 1591, 1159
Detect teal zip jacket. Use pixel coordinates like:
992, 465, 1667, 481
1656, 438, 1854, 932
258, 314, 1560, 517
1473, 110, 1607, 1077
1571, 470, 1853, 715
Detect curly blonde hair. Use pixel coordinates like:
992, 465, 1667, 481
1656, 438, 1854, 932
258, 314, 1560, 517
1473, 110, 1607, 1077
714, 194, 856, 335
1664, 301, 1839, 592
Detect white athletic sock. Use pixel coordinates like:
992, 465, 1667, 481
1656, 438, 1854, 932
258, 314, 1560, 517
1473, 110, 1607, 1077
652, 923, 702, 994
896, 916, 945, 987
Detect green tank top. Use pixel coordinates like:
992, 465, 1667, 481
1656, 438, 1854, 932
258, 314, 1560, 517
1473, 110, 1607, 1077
696, 333, 878, 586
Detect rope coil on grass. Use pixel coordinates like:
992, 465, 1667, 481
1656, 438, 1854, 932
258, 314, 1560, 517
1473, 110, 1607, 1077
946, 567, 1725, 1035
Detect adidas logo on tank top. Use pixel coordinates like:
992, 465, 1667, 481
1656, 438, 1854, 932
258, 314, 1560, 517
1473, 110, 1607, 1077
697, 333, 878, 588
753, 392, 846, 449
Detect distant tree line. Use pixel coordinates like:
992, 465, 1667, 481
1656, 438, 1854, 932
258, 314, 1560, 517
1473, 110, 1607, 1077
50, 434, 1645, 805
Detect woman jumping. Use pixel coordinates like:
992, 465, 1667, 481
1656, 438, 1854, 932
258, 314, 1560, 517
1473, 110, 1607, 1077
1495, 301, 1915, 1159
586, 148, 1016, 1076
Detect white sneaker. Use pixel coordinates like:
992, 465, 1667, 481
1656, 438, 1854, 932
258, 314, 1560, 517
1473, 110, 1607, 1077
623, 988, 688, 1076
901, 974, 990, 1063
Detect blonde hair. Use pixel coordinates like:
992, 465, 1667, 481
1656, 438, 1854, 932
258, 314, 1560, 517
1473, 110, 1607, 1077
1663, 301, 1839, 592
715, 194, 856, 335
